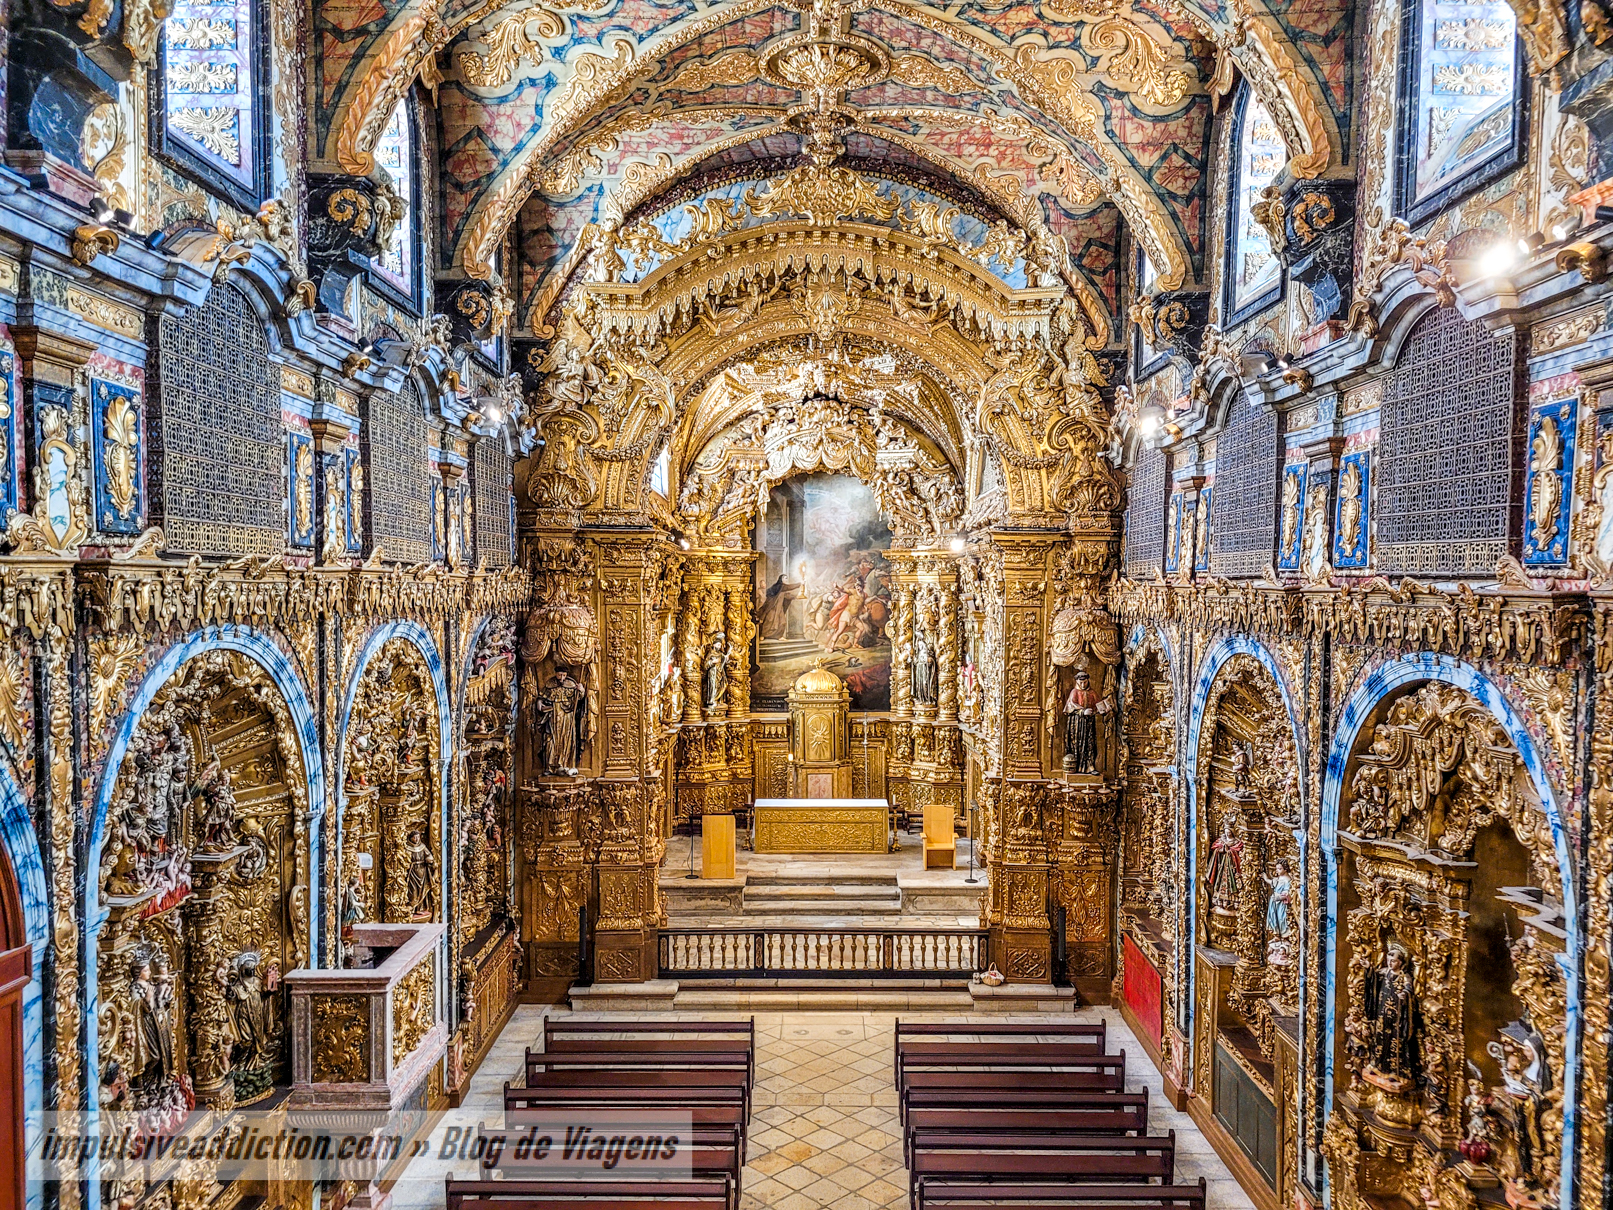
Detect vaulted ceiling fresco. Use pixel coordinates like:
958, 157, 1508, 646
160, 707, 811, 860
314, 0, 1355, 341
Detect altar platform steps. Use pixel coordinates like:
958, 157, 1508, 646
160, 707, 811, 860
742, 874, 902, 916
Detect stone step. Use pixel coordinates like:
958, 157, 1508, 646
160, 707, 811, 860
674, 984, 977, 1012
745, 883, 900, 900
745, 873, 900, 887
741, 899, 904, 916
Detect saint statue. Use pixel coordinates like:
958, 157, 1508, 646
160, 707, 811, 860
1264, 859, 1293, 937
1230, 743, 1252, 793
129, 952, 176, 1093
1206, 816, 1242, 918
191, 755, 239, 854
341, 872, 366, 938
1062, 668, 1110, 772
405, 828, 435, 919
224, 951, 270, 1069
535, 670, 588, 774
1264, 860, 1294, 964
911, 632, 937, 706
703, 635, 730, 713
1489, 1017, 1552, 1188
1364, 942, 1421, 1086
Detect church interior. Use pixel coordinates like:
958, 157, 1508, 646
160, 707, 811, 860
0, 0, 1609, 1206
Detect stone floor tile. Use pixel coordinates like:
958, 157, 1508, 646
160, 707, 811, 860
746, 1149, 795, 1177
773, 1164, 821, 1191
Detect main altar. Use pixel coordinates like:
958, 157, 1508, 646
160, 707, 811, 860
753, 798, 891, 853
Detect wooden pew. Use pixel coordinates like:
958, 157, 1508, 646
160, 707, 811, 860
902, 1096, 1151, 1164
504, 1099, 747, 1154
490, 1140, 744, 1210
515, 1068, 751, 1118
896, 1019, 1107, 1044
915, 1177, 1208, 1210
524, 1047, 752, 1087
897, 1041, 1110, 1089
505, 1081, 748, 1124
446, 1177, 732, 1210
908, 1130, 1176, 1202
544, 1017, 754, 1050
909, 1129, 1174, 1206
541, 1038, 756, 1087
900, 1054, 1128, 1121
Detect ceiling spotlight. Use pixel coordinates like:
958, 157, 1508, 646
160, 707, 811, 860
679, 537, 691, 550
486, 406, 501, 422
1136, 402, 1166, 437
949, 536, 966, 553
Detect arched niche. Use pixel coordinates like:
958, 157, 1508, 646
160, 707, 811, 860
337, 634, 447, 945
1190, 650, 1302, 1072
1324, 677, 1571, 1210
455, 615, 518, 946
94, 647, 314, 1124
1115, 625, 1178, 1067
1119, 627, 1176, 925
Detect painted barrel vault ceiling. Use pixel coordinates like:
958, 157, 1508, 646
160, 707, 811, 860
312, 0, 1355, 338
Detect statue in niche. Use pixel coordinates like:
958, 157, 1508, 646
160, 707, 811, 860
1488, 1017, 1553, 1191
341, 872, 366, 938
129, 950, 177, 1094
405, 828, 435, 919
1460, 1064, 1495, 1164
1263, 860, 1294, 965
224, 955, 270, 1077
398, 715, 423, 767
1230, 742, 1252, 794
1062, 668, 1110, 772
535, 670, 588, 775
911, 631, 937, 706
1205, 816, 1243, 922
703, 634, 730, 713
190, 756, 240, 853
1364, 942, 1421, 1088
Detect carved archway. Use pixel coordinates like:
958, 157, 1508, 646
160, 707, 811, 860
94, 648, 314, 1134
1324, 677, 1569, 1210
338, 636, 447, 936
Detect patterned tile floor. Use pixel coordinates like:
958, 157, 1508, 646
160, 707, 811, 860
390, 1004, 1259, 1210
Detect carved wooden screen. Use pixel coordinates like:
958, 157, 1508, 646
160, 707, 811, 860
1124, 445, 1166, 576
1377, 307, 1521, 575
472, 438, 513, 568
151, 282, 283, 555
361, 380, 433, 564
1209, 391, 1278, 578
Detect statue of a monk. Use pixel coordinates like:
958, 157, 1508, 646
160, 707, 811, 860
535, 670, 588, 775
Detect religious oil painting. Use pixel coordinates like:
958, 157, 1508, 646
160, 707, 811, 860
753, 473, 892, 711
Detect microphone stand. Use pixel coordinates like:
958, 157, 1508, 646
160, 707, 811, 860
685, 807, 699, 879
964, 798, 978, 884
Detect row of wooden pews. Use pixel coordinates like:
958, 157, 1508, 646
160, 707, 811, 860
895, 1018, 1208, 1210
445, 1016, 756, 1210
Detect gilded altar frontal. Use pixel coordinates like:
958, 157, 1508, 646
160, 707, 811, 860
1, 0, 1613, 1205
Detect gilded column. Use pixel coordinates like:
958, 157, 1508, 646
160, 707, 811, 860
184, 847, 247, 1108
680, 588, 703, 725
995, 532, 1055, 780
937, 580, 959, 723
891, 578, 915, 719
41, 616, 81, 1208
